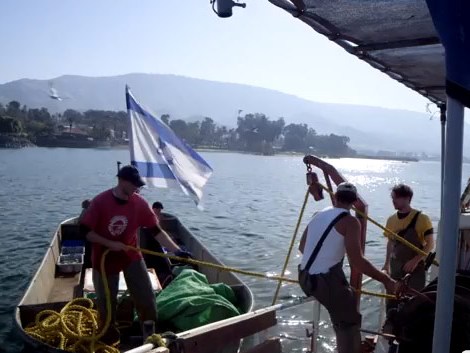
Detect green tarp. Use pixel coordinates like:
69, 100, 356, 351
156, 269, 241, 331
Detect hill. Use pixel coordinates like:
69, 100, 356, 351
0, 73, 457, 154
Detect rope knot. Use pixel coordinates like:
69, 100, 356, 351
145, 333, 166, 347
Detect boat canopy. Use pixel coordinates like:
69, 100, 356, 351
269, 0, 469, 108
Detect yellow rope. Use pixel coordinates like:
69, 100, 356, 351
145, 333, 167, 347
128, 245, 299, 284
358, 289, 395, 300
125, 246, 397, 300
272, 189, 310, 305
315, 182, 439, 266
25, 250, 119, 353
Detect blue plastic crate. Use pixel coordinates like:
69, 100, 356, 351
62, 240, 85, 247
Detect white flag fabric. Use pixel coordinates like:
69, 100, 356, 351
126, 86, 213, 205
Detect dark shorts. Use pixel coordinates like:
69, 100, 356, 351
92, 258, 158, 325
302, 263, 362, 353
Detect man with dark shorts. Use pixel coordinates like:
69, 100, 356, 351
383, 183, 434, 316
299, 182, 397, 353
80, 165, 181, 344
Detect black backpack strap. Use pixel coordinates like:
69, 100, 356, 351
304, 212, 349, 273
405, 211, 421, 231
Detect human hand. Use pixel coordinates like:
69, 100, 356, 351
107, 241, 128, 252
384, 277, 398, 295
174, 250, 194, 259
382, 262, 390, 275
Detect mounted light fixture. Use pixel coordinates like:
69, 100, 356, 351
210, 0, 246, 18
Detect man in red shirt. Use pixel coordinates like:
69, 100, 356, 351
80, 165, 181, 344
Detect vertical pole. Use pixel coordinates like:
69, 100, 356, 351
440, 104, 447, 221
352, 207, 367, 307
432, 97, 465, 353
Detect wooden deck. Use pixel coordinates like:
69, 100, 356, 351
48, 273, 81, 302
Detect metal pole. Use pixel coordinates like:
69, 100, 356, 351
440, 104, 447, 221
432, 97, 465, 353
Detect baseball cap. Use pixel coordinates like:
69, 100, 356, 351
117, 165, 145, 187
336, 182, 357, 195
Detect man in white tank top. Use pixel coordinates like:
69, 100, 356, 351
299, 182, 397, 353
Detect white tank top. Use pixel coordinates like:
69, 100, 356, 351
300, 206, 349, 274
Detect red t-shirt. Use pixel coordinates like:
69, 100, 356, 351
81, 189, 158, 274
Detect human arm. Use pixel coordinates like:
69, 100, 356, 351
84, 228, 128, 251
403, 214, 434, 273
344, 217, 397, 293
382, 239, 394, 274
382, 217, 394, 273
403, 233, 434, 272
146, 225, 180, 253
299, 227, 308, 254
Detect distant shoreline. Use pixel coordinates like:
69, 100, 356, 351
0, 143, 419, 163
195, 148, 419, 162
348, 155, 419, 162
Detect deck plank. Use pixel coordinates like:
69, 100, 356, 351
48, 273, 81, 302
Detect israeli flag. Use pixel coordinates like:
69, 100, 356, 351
125, 86, 213, 205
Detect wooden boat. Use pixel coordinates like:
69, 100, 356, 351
14, 213, 255, 353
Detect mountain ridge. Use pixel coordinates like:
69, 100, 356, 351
0, 73, 459, 154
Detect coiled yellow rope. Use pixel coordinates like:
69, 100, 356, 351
25, 250, 119, 353
24, 247, 170, 353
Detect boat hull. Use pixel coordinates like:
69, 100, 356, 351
14, 214, 254, 353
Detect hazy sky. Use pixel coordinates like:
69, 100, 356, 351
0, 1, 431, 113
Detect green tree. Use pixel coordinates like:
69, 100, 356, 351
6, 101, 21, 118
186, 121, 201, 145
63, 109, 83, 132
314, 134, 354, 156
283, 123, 308, 152
24, 120, 55, 137
236, 113, 284, 152
304, 128, 317, 151
169, 119, 188, 140
91, 123, 111, 140
0, 116, 22, 133
28, 108, 52, 123
200, 117, 216, 146
161, 114, 170, 125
